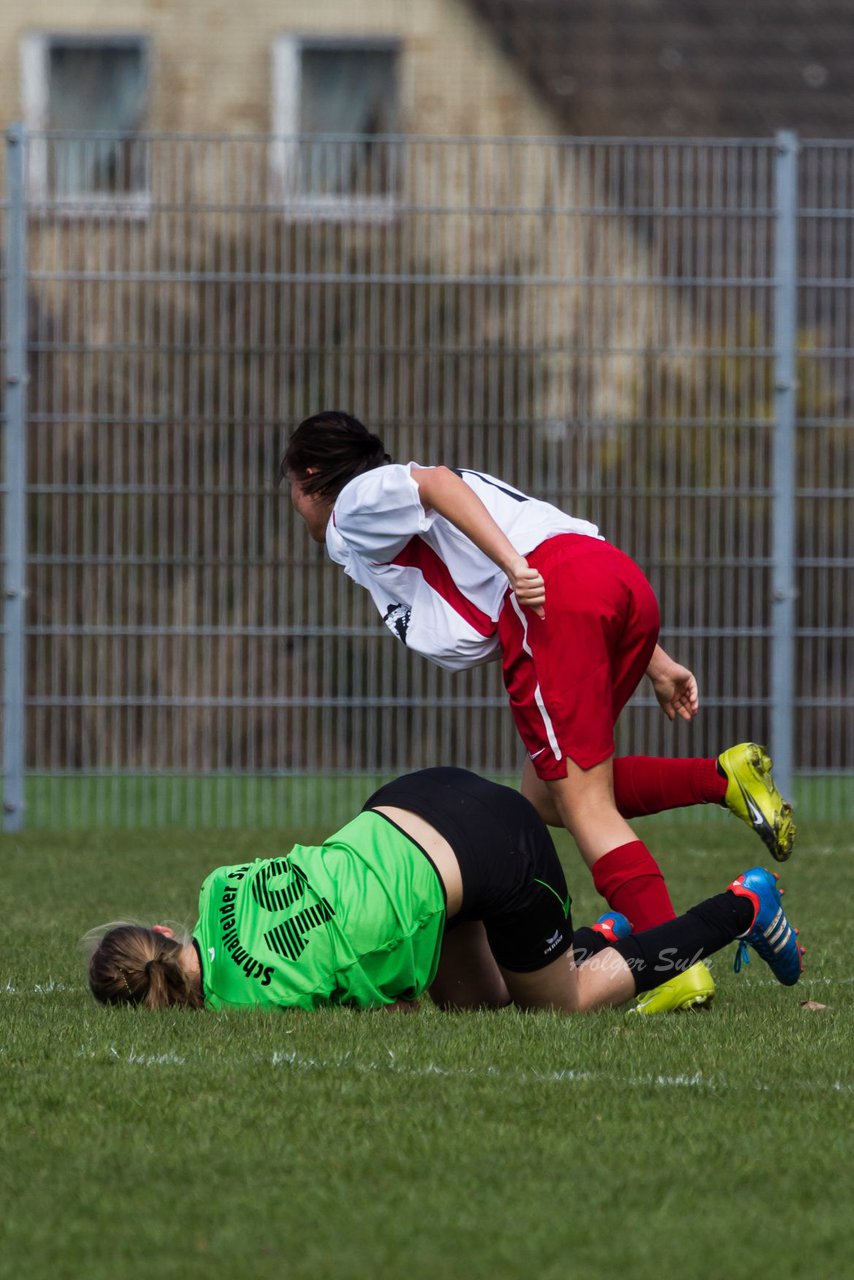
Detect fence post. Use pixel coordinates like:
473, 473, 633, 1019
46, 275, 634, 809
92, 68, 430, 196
3, 122, 28, 831
771, 130, 798, 799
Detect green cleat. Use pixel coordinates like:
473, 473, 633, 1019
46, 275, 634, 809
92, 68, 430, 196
718, 742, 796, 863
627, 961, 715, 1016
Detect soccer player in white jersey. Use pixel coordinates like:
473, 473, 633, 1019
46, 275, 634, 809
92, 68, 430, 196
280, 411, 795, 1014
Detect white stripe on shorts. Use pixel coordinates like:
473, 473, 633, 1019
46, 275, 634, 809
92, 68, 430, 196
509, 593, 562, 763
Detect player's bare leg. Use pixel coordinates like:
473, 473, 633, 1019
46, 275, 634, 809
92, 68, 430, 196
429, 920, 511, 1010
538, 755, 636, 870
524, 754, 715, 1013
520, 756, 561, 825
500, 945, 635, 1013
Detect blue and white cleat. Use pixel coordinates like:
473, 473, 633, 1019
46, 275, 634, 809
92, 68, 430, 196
591, 911, 632, 943
728, 866, 804, 986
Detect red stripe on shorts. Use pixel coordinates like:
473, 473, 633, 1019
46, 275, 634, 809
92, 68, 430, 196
389, 538, 495, 637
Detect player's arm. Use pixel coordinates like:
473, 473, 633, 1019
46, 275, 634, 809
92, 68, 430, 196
646, 643, 699, 721
411, 465, 545, 617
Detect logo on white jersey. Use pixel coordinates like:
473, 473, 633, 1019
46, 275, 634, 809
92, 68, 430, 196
383, 602, 411, 643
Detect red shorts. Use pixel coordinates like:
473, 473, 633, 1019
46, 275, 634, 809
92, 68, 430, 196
497, 534, 660, 779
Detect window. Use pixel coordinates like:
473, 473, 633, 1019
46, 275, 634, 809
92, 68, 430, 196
21, 33, 150, 206
272, 37, 401, 218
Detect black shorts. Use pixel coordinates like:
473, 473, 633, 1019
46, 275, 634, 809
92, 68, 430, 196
363, 767, 574, 972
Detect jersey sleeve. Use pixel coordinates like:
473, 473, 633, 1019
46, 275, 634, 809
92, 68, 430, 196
329, 464, 435, 563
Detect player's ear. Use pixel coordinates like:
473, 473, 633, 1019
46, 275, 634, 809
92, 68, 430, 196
152, 924, 176, 939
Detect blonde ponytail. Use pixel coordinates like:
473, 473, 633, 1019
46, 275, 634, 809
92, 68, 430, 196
86, 924, 204, 1011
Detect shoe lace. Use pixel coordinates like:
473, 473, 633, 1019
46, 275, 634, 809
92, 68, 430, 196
733, 940, 751, 974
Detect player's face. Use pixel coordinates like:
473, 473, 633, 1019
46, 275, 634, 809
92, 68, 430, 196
288, 473, 331, 542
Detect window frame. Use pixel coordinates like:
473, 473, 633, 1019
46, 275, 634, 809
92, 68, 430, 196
270, 34, 402, 222
20, 31, 152, 215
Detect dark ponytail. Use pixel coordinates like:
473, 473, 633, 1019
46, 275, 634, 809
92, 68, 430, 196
281, 411, 391, 502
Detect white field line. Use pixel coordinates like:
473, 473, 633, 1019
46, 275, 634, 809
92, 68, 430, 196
2, 979, 71, 994
63, 1043, 854, 1093
71, 1045, 187, 1066
268, 1048, 854, 1095
0, 1029, 825, 1095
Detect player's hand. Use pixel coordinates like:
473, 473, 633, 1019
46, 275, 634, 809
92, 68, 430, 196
650, 662, 699, 722
507, 556, 545, 619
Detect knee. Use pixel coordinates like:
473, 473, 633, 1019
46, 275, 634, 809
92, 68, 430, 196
553, 784, 616, 835
526, 786, 562, 828
521, 763, 562, 827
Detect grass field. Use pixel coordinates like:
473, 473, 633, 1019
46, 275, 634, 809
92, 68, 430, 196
3, 813, 852, 1280
19, 770, 854, 829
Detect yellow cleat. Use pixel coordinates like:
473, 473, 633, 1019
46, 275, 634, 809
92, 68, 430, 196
627, 961, 715, 1015
718, 742, 796, 863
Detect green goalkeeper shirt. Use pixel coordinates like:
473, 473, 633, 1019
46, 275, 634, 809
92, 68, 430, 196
193, 811, 446, 1011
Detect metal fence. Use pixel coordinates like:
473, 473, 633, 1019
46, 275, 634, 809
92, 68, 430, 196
1, 127, 852, 829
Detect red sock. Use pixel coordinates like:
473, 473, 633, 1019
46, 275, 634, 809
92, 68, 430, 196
591, 839, 676, 929
612, 756, 726, 818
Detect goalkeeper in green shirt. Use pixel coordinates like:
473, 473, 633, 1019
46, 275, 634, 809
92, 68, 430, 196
87, 768, 803, 1015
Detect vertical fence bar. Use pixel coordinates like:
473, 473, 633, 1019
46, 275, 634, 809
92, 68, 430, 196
3, 123, 28, 831
771, 130, 798, 797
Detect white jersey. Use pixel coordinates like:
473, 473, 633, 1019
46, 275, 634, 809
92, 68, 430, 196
325, 463, 602, 672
